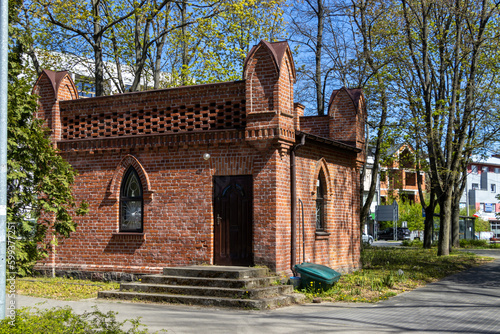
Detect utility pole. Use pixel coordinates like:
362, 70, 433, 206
0, 0, 8, 320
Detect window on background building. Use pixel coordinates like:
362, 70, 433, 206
471, 165, 478, 173
120, 167, 143, 232
74, 74, 96, 98
495, 167, 500, 174
316, 174, 326, 231
482, 166, 489, 173
492, 184, 497, 193
472, 183, 479, 190
405, 172, 416, 187
491, 222, 500, 238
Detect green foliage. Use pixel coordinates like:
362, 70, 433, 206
186, 0, 286, 84
298, 247, 489, 303
0, 306, 158, 333
398, 201, 424, 231
22, 0, 286, 93
378, 200, 424, 231
16, 277, 120, 300
401, 239, 423, 247
8, 3, 88, 275
459, 239, 488, 249
475, 217, 491, 233
7, 56, 88, 276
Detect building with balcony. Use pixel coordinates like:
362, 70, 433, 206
460, 155, 500, 238
378, 144, 425, 204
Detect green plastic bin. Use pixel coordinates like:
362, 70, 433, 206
294, 262, 341, 291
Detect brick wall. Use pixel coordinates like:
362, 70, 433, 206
60, 81, 246, 140
328, 88, 366, 151
33, 40, 365, 277
32, 70, 78, 141
294, 143, 361, 272
300, 116, 330, 138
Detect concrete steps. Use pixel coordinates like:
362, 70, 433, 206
98, 265, 305, 310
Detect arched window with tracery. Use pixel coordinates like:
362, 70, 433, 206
120, 167, 143, 232
316, 173, 326, 231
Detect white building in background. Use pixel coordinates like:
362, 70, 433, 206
460, 155, 500, 238
362, 148, 380, 216
26, 50, 173, 97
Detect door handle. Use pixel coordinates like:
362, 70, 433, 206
216, 214, 222, 226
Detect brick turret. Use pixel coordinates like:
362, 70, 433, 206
243, 40, 296, 145
327, 87, 366, 150
32, 70, 79, 141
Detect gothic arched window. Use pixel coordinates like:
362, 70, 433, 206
120, 167, 143, 232
316, 174, 325, 231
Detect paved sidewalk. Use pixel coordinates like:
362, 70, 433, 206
12, 250, 500, 333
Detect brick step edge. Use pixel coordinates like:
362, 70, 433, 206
140, 274, 281, 289
120, 282, 293, 299
162, 266, 269, 279
98, 290, 305, 310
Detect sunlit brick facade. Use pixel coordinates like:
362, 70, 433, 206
33, 40, 366, 279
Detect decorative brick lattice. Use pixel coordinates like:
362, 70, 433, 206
61, 100, 246, 140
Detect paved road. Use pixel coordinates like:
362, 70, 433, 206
372, 240, 403, 247
11, 249, 500, 333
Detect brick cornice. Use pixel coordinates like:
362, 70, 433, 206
57, 129, 247, 153
57, 127, 298, 153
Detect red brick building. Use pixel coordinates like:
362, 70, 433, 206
32, 40, 366, 279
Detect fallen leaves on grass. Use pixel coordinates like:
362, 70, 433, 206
16, 277, 120, 301
299, 247, 493, 303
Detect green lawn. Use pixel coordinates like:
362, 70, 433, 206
299, 247, 493, 303
13, 247, 493, 304
16, 277, 120, 301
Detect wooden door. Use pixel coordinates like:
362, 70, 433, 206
213, 176, 253, 266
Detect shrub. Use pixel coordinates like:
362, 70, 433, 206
459, 239, 488, 248
401, 239, 423, 247
0, 306, 160, 334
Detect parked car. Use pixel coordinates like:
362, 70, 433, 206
377, 227, 410, 241
362, 233, 374, 245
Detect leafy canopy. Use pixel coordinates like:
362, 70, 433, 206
8, 0, 88, 276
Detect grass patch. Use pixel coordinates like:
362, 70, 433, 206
459, 239, 500, 249
299, 247, 492, 303
16, 277, 120, 301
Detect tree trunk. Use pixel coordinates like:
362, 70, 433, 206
438, 191, 452, 256
315, 0, 324, 115
108, 26, 126, 93
93, 41, 104, 96
356, 0, 388, 230
423, 207, 434, 248
92, 0, 104, 96
451, 192, 461, 250
423, 187, 436, 249
153, 5, 170, 89
25, 43, 42, 76
180, 0, 188, 86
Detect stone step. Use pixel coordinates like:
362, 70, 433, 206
98, 290, 305, 310
162, 265, 269, 279
120, 282, 293, 299
140, 274, 278, 289
98, 265, 305, 309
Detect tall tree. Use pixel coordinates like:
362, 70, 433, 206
289, 0, 340, 115
397, 0, 500, 255
8, 0, 88, 275
34, 0, 149, 96
23, 0, 285, 94
352, 0, 395, 232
